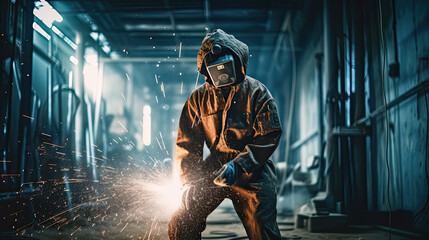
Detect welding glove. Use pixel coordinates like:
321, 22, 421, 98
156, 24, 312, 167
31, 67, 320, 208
213, 161, 243, 187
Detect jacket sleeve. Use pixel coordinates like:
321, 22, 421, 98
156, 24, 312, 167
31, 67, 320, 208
234, 98, 282, 174
175, 94, 205, 185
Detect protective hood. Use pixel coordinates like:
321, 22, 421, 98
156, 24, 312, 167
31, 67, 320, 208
197, 29, 249, 85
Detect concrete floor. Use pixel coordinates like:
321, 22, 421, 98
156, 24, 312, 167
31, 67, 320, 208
13, 200, 412, 240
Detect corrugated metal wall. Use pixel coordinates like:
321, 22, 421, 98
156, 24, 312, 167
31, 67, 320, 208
369, 0, 429, 232
289, 0, 429, 232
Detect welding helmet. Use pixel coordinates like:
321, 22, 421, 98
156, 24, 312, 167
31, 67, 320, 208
204, 43, 237, 88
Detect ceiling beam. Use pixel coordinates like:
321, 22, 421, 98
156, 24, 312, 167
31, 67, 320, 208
101, 57, 195, 63
109, 45, 302, 51
55, 4, 302, 13
90, 30, 289, 36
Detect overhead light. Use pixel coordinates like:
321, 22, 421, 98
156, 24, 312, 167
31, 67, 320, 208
89, 32, 99, 41
63, 36, 77, 50
101, 45, 111, 54
90, 32, 111, 55
69, 56, 78, 65
78, 14, 98, 31
90, 32, 107, 43
51, 25, 64, 38
32, 22, 51, 40
34, 0, 63, 28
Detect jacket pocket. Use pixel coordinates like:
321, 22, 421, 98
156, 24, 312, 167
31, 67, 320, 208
224, 112, 253, 150
255, 103, 281, 135
201, 111, 222, 147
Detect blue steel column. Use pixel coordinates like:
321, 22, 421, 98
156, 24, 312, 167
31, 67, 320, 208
351, 0, 368, 211
316, 0, 341, 212
74, 32, 87, 170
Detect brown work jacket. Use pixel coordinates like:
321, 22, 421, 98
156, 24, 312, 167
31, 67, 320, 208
176, 76, 282, 186
176, 29, 282, 186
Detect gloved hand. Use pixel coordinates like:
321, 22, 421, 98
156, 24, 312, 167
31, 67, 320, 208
213, 161, 243, 187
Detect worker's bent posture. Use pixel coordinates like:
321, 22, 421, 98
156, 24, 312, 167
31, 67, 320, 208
168, 29, 282, 240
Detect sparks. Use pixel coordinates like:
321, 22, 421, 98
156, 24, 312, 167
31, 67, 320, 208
161, 82, 166, 98
139, 177, 184, 216
125, 72, 131, 82
117, 120, 128, 132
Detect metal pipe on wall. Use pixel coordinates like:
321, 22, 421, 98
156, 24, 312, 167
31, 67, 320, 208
315, 52, 325, 189
315, 0, 341, 211
0, 0, 8, 170
338, 0, 347, 210
3, 0, 20, 182
74, 32, 87, 169
17, 0, 34, 187
351, 0, 368, 211
93, 61, 104, 140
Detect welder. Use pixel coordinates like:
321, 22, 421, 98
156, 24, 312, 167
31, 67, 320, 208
168, 29, 282, 240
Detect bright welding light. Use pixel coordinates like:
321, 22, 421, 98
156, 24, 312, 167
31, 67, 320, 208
140, 178, 184, 216
158, 179, 184, 214
34, 0, 63, 28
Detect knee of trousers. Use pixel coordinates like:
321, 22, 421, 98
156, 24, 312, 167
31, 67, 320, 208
168, 209, 206, 235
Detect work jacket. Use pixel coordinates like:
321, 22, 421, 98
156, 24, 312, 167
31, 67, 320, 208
176, 29, 282, 186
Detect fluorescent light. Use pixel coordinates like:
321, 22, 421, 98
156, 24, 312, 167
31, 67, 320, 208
32, 22, 51, 40
51, 25, 64, 38
63, 36, 77, 50
69, 56, 78, 65
101, 45, 111, 54
89, 32, 99, 41
90, 32, 111, 55
34, 0, 63, 28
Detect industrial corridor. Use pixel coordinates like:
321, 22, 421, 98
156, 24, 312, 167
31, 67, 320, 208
0, 0, 428, 239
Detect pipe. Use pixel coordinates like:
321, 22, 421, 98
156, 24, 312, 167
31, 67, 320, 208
391, 0, 399, 64
74, 32, 87, 168
290, 130, 319, 151
315, 53, 324, 160
388, 0, 400, 77
321, 0, 340, 209
355, 78, 429, 125
3, 0, 20, 175
315, 52, 325, 191
336, 1, 349, 212
278, 14, 296, 196
351, 0, 368, 211
18, 0, 34, 187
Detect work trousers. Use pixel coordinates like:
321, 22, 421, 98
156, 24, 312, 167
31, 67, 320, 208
168, 180, 281, 240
